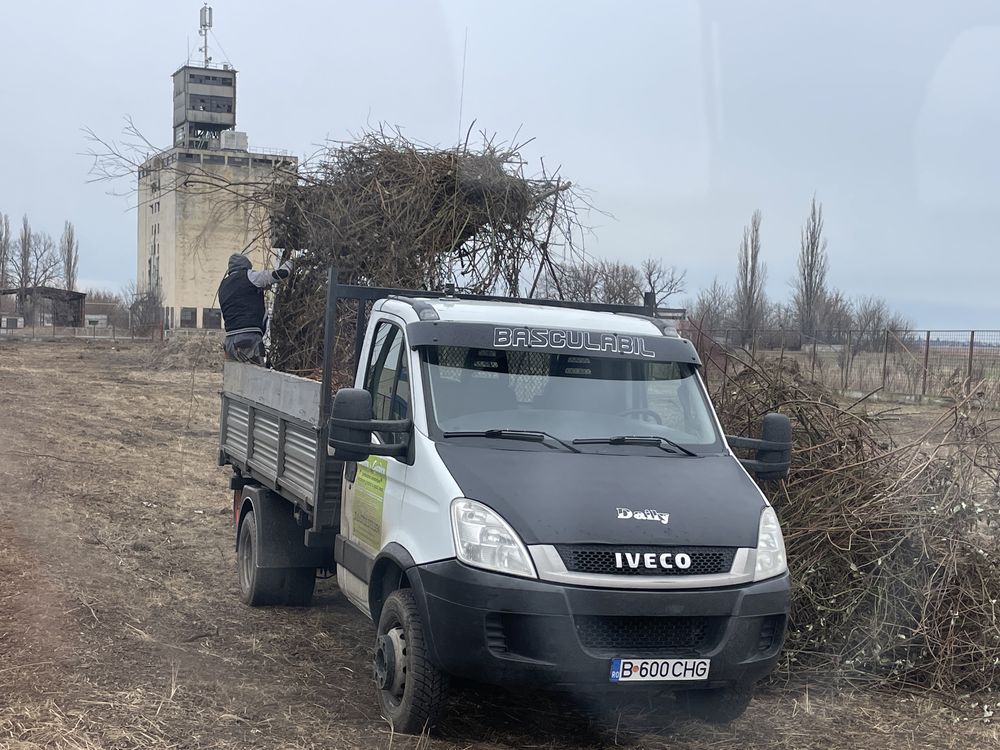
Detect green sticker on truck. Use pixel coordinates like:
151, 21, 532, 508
353, 456, 387, 550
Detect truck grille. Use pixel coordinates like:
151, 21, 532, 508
574, 615, 719, 655
555, 545, 737, 576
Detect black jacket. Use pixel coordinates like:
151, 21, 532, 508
219, 270, 266, 335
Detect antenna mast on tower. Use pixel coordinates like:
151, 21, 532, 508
199, 3, 213, 67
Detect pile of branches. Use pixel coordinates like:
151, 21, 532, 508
267, 129, 585, 374
715, 354, 1000, 692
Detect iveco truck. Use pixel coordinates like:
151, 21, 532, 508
218, 273, 792, 733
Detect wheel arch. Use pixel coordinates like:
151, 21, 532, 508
369, 542, 417, 624
235, 484, 264, 552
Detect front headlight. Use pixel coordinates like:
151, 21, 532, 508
754, 506, 787, 581
450, 498, 537, 579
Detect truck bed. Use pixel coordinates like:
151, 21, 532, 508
219, 363, 342, 540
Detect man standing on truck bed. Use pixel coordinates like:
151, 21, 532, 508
219, 252, 293, 365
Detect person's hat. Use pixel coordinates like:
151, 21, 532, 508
228, 254, 252, 273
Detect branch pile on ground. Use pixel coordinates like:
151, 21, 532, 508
145, 335, 222, 371
267, 129, 583, 375
716, 356, 1000, 692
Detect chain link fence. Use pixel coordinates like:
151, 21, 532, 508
691, 328, 1000, 405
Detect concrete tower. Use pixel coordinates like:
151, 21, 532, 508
136, 4, 297, 330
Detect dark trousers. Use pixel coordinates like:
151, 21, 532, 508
224, 331, 266, 365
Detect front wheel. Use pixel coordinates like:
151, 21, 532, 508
677, 683, 754, 724
374, 589, 449, 734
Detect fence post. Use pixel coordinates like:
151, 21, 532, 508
968, 330, 976, 390
881, 329, 890, 390
844, 330, 852, 390
921, 331, 931, 396
721, 352, 730, 410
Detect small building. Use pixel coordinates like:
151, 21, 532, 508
0, 287, 86, 327
83, 300, 121, 328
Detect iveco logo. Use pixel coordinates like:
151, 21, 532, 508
616, 507, 669, 525
616, 551, 693, 570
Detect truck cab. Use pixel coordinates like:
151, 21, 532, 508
220, 282, 791, 734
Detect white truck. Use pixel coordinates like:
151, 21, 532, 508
218, 273, 792, 733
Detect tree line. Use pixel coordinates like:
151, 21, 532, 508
688, 196, 911, 349
0, 213, 80, 315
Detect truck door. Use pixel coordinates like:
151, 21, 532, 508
338, 318, 412, 615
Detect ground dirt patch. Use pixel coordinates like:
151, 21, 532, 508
1, 340, 997, 749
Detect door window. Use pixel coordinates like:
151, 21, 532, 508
364, 321, 411, 442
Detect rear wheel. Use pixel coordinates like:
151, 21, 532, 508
238, 511, 284, 605
237, 510, 315, 606
677, 683, 754, 724
374, 589, 449, 734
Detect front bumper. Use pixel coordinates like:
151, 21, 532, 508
407, 560, 789, 690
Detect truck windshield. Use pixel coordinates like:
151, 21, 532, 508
421, 346, 723, 450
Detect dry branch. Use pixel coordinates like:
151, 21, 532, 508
712, 345, 1000, 692
264, 129, 588, 375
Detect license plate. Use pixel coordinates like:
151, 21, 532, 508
610, 658, 710, 682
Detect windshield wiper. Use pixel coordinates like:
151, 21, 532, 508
443, 429, 581, 453
572, 435, 698, 457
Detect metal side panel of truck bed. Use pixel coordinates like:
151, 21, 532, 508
219, 362, 342, 537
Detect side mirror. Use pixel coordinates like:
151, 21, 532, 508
725, 412, 792, 482
755, 413, 792, 482
328, 387, 412, 462
329, 388, 375, 463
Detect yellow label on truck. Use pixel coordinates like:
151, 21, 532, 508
353, 456, 387, 550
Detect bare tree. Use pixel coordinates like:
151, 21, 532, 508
122, 280, 163, 335
597, 259, 642, 305
60, 221, 79, 292
640, 258, 686, 306
551, 260, 602, 302
851, 295, 911, 352
29, 233, 61, 288
689, 277, 732, 333
818, 287, 853, 341
14, 216, 31, 315
0, 214, 9, 288
732, 209, 767, 347
793, 196, 829, 337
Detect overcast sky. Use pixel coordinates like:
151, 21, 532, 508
0, 1, 997, 328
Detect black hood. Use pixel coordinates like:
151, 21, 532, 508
436, 444, 763, 547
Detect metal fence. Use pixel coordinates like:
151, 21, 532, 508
0, 324, 156, 342
692, 328, 1000, 405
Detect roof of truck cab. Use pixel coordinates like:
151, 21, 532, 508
378, 296, 675, 337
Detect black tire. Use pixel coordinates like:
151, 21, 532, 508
237, 511, 285, 606
677, 683, 754, 724
374, 589, 449, 734
283, 567, 316, 607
